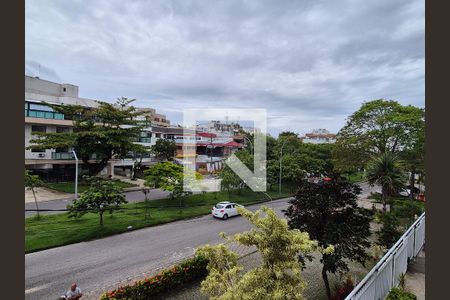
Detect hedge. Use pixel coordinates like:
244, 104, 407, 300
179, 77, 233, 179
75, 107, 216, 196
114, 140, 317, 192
100, 256, 208, 300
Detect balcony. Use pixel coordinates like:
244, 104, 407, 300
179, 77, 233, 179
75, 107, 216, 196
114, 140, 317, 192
138, 137, 152, 143
25, 109, 65, 120
51, 152, 100, 160
51, 152, 75, 160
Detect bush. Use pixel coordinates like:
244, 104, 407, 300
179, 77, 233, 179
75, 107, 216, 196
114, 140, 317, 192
330, 275, 355, 300
386, 287, 417, 300
392, 200, 425, 225
100, 256, 208, 299
377, 212, 403, 248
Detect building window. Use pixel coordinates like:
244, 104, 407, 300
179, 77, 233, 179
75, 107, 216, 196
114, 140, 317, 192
31, 125, 46, 133
155, 133, 161, 138
31, 147, 45, 153
56, 127, 70, 133
29, 103, 54, 112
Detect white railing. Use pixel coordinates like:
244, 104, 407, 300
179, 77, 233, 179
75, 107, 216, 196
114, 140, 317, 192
345, 212, 425, 300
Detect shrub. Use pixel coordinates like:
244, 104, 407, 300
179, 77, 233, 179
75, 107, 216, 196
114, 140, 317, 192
330, 275, 355, 300
377, 212, 403, 248
100, 256, 208, 300
392, 200, 425, 225
386, 287, 417, 300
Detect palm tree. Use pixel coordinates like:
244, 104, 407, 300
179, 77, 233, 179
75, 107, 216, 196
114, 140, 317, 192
366, 152, 406, 212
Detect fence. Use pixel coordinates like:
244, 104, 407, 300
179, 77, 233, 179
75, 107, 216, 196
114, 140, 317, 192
345, 212, 425, 300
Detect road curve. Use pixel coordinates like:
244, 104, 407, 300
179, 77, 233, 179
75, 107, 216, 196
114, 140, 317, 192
25, 198, 292, 299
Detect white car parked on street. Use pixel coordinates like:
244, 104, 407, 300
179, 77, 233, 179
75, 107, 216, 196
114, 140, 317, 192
212, 201, 244, 220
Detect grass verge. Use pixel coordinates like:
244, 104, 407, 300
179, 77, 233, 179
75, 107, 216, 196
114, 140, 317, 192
25, 186, 293, 253
45, 179, 137, 193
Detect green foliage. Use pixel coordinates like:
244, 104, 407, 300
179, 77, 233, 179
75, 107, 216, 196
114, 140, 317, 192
196, 206, 320, 300
25, 170, 44, 217
333, 99, 425, 173
27, 97, 147, 175
285, 178, 373, 298
392, 199, 425, 226
151, 138, 177, 161
100, 255, 209, 300
386, 287, 417, 300
25, 170, 44, 189
366, 152, 406, 212
144, 162, 202, 202
377, 212, 403, 249
67, 176, 127, 226
218, 150, 253, 194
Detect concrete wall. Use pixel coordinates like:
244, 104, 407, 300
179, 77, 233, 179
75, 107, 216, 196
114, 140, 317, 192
25, 75, 78, 97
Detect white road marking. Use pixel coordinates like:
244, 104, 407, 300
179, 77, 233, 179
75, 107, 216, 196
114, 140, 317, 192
25, 284, 50, 295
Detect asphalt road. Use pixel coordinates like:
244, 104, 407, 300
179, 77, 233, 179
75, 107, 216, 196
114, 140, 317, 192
25, 189, 170, 217
25, 198, 291, 300
25, 183, 379, 299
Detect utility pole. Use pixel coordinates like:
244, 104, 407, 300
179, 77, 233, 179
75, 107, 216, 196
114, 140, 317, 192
279, 139, 289, 195
72, 150, 79, 200
244, 136, 253, 156
210, 134, 213, 173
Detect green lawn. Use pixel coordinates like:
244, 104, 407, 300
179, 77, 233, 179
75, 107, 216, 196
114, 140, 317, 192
26, 186, 294, 253
45, 179, 137, 193
344, 172, 366, 183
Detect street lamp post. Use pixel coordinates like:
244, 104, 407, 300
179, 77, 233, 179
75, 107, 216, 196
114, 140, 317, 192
279, 139, 289, 195
72, 150, 79, 200
243, 136, 253, 156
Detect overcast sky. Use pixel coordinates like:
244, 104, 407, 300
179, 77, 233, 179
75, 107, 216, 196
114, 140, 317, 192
25, 0, 424, 136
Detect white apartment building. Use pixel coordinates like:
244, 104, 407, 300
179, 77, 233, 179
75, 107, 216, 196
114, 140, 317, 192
24, 75, 167, 180
300, 129, 336, 144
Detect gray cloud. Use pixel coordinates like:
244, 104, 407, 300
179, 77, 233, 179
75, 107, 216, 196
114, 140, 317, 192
25, 0, 424, 135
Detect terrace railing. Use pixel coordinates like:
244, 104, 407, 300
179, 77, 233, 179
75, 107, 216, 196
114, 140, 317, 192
345, 212, 425, 300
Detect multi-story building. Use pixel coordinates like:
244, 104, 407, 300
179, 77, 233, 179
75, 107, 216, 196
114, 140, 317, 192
24, 75, 168, 180
137, 108, 170, 128
171, 131, 243, 173
299, 129, 336, 144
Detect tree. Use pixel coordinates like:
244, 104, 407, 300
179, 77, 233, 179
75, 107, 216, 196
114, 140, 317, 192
25, 170, 44, 218
151, 138, 177, 161
400, 128, 425, 200
366, 152, 406, 212
377, 212, 403, 249
28, 97, 147, 175
144, 161, 201, 207
142, 187, 151, 220
196, 206, 322, 300
218, 150, 253, 196
333, 99, 425, 173
266, 160, 279, 191
67, 177, 127, 226
285, 178, 373, 298
278, 131, 299, 138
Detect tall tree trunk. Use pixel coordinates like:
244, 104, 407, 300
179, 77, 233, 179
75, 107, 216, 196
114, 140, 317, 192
32, 188, 40, 218
85, 158, 109, 176
322, 267, 331, 299
409, 170, 415, 200
382, 187, 387, 213
99, 211, 103, 226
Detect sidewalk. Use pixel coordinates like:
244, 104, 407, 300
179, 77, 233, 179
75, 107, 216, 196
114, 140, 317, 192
25, 187, 72, 203
405, 248, 425, 300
